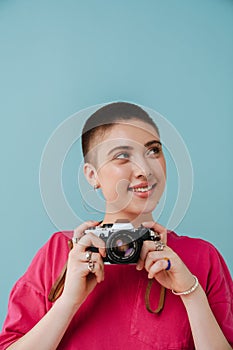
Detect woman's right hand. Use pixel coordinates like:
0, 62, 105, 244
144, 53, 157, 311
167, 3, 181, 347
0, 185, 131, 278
60, 221, 106, 308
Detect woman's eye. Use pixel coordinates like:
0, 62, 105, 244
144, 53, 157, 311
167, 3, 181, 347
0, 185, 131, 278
146, 147, 161, 157
114, 152, 130, 160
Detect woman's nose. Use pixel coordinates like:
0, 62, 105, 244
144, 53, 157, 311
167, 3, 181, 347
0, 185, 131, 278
132, 159, 152, 180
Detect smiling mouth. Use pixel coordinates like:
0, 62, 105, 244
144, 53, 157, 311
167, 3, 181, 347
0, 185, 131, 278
128, 183, 156, 193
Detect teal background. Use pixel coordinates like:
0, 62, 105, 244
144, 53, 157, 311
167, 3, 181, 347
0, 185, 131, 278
0, 0, 232, 328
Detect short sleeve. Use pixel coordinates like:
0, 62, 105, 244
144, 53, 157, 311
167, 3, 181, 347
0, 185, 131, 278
205, 245, 233, 345
168, 232, 233, 347
0, 231, 70, 350
0, 282, 47, 349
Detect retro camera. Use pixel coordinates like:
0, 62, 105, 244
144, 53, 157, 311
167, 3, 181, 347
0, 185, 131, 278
84, 219, 160, 264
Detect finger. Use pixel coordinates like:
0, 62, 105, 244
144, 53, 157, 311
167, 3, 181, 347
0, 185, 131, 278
73, 220, 100, 240
86, 260, 105, 283
142, 221, 167, 243
136, 240, 160, 271
95, 261, 105, 283
148, 258, 170, 279
75, 233, 106, 258
79, 252, 103, 264
144, 250, 170, 272
74, 258, 104, 283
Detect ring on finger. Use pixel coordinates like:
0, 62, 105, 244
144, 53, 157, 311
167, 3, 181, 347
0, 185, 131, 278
85, 251, 92, 262
88, 260, 95, 273
164, 257, 171, 271
72, 237, 79, 244
154, 241, 166, 251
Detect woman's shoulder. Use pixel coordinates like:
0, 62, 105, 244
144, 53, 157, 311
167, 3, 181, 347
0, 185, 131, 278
27, 230, 73, 261
14, 231, 73, 292
167, 230, 232, 287
45, 230, 73, 249
167, 230, 219, 253
167, 230, 228, 272
33, 230, 73, 268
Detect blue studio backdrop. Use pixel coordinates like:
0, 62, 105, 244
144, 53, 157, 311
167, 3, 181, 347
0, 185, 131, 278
0, 0, 232, 328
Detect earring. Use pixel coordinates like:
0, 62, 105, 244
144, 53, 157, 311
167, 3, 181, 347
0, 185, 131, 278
94, 184, 100, 190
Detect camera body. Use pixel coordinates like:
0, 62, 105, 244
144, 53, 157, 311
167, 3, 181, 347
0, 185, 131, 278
84, 220, 160, 264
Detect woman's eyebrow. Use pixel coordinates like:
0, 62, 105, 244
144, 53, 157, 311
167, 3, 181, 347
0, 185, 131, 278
144, 140, 162, 147
107, 141, 162, 156
107, 145, 133, 155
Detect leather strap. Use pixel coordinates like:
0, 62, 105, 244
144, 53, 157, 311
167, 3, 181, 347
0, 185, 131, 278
48, 240, 166, 313
145, 279, 166, 313
48, 240, 73, 302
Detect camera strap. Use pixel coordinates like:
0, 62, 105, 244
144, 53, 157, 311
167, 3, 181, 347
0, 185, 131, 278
48, 239, 166, 314
48, 239, 73, 302
145, 280, 166, 313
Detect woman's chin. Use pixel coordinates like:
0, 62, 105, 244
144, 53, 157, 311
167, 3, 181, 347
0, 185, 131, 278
105, 195, 160, 219
119, 203, 158, 218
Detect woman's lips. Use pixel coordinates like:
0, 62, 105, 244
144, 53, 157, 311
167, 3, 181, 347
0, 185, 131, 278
128, 183, 157, 197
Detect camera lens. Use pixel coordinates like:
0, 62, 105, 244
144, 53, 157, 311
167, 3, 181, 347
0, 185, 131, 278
106, 230, 141, 264
115, 239, 133, 257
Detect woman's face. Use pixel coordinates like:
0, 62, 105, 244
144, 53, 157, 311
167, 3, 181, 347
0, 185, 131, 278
85, 119, 166, 221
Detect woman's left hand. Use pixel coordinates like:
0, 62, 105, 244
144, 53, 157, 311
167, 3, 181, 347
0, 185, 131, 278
136, 221, 195, 293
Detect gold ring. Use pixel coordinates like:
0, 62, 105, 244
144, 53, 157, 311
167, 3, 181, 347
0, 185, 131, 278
164, 257, 171, 271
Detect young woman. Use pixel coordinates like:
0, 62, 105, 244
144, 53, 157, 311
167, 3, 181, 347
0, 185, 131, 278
1, 102, 232, 349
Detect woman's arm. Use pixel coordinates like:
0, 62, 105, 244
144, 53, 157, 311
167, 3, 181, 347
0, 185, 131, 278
137, 221, 232, 350
7, 297, 81, 350
181, 285, 232, 350
6, 221, 106, 350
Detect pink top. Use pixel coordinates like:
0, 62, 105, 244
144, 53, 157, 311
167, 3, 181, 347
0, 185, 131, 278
1, 231, 233, 350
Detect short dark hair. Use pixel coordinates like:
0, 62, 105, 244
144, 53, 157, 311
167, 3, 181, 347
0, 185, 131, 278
81, 102, 160, 161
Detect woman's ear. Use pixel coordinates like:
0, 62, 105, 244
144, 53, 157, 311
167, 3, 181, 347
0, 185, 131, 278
83, 163, 100, 188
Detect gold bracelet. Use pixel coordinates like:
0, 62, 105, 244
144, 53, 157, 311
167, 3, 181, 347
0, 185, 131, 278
172, 275, 199, 296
